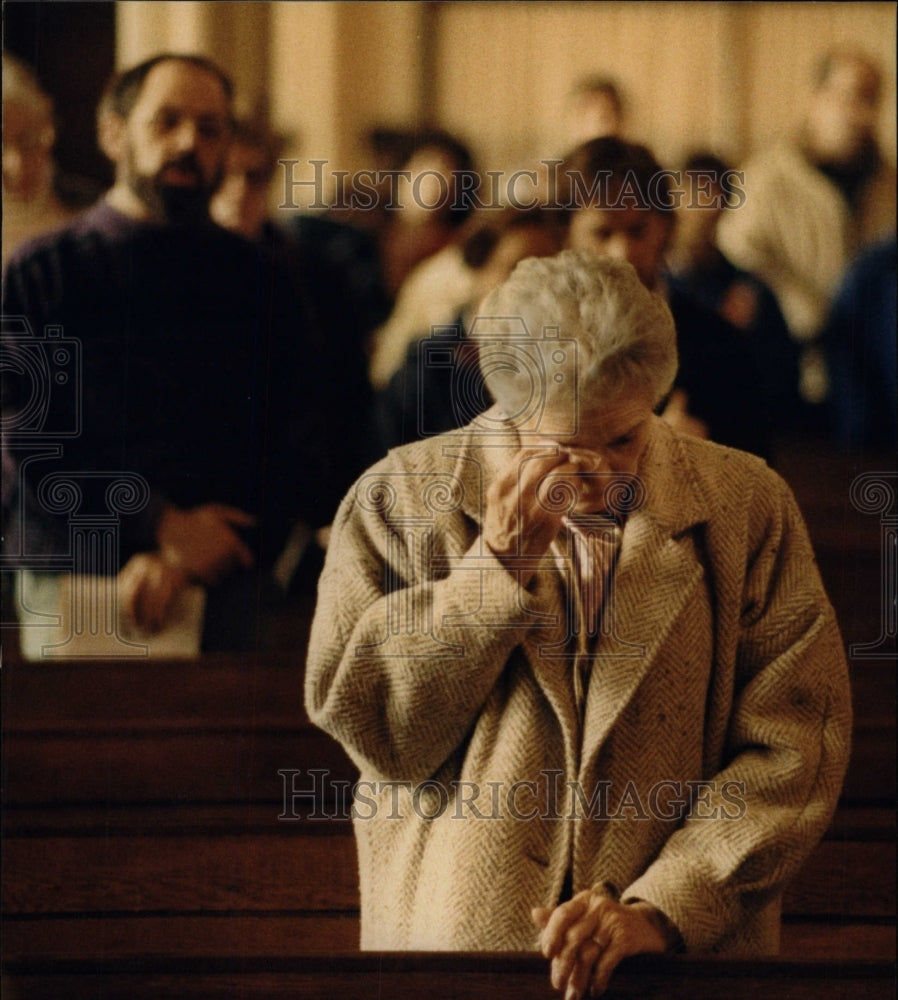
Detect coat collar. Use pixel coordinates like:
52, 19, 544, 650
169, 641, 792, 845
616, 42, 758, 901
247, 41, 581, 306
443, 407, 714, 765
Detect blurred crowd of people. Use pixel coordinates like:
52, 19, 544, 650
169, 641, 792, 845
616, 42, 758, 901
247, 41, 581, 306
2, 46, 894, 649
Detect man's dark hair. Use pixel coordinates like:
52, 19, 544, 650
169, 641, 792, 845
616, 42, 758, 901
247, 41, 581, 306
461, 205, 564, 270
401, 127, 478, 228
559, 136, 676, 217
682, 151, 741, 210
102, 53, 234, 119
400, 128, 475, 176
682, 151, 730, 177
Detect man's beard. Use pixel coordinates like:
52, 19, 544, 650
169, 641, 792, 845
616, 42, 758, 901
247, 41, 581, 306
128, 151, 221, 224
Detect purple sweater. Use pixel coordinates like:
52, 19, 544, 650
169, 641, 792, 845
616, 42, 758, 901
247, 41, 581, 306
2, 201, 337, 569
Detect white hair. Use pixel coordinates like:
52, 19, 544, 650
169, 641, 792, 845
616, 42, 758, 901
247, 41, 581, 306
472, 250, 677, 428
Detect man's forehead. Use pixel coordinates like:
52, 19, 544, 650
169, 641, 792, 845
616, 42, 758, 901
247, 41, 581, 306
579, 204, 665, 229
133, 60, 230, 115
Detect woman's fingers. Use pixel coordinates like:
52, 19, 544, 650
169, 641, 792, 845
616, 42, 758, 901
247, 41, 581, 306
563, 938, 601, 1000
538, 891, 591, 957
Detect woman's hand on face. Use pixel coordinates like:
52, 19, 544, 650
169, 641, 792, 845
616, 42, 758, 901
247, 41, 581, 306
483, 445, 604, 585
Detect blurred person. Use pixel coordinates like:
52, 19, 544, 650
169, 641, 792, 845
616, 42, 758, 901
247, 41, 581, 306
2, 52, 99, 268
309, 127, 477, 300
822, 235, 897, 455
561, 137, 771, 459
364, 129, 482, 392
209, 117, 283, 240
366, 238, 476, 390
211, 117, 380, 566
306, 252, 850, 996
290, 128, 477, 378
566, 75, 626, 146
717, 49, 896, 409
517, 75, 629, 211
373, 129, 478, 298
375, 206, 564, 450
2, 54, 334, 651
667, 152, 801, 430
368, 131, 548, 390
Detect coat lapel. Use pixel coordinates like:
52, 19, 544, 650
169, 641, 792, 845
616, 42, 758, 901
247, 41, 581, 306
580, 421, 712, 770
446, 411, 579, 734
444, 411, 713, 756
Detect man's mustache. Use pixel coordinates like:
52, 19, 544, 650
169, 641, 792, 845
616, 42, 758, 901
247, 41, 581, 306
159, 154, 203, 183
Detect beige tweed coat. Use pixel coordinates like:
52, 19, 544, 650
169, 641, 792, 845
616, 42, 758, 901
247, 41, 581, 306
305, 412, 851, 954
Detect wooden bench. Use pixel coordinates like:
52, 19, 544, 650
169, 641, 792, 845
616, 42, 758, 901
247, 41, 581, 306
2, 655, 893, 806
3, 659, 894, 969
775, 438, 897, 659
2, 803, 895, 963
3, 952, 894, 999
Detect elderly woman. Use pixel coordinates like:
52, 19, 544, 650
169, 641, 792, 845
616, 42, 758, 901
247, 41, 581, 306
305, 251, 850, 998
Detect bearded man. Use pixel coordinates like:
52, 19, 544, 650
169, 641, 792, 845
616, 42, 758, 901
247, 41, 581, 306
2, 54, 332, 651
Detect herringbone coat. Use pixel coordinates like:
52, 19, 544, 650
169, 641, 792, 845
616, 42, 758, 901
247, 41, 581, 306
305, 413, 851, 953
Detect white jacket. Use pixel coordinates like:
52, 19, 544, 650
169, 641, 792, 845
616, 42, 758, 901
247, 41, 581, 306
306, 414, 851, 953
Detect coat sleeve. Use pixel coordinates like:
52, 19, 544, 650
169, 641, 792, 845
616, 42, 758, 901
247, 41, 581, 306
304, 454, 547, 782
622, 471, 852, 952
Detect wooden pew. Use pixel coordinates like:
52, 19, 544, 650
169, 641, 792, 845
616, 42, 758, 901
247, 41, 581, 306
3, 952, 895, 1000
3, 805, 895, 964
775, 438, 897, 661
3, 661, 894, 967
3, 655, 893, 806
4, 421, 893, 998
3, 538, 895, 979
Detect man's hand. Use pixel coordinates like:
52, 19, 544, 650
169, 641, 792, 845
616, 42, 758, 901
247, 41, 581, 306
156, 503, 256, 585
118, 552, 189, 634
483, 446, 605, 586
532, 886, 676, 999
